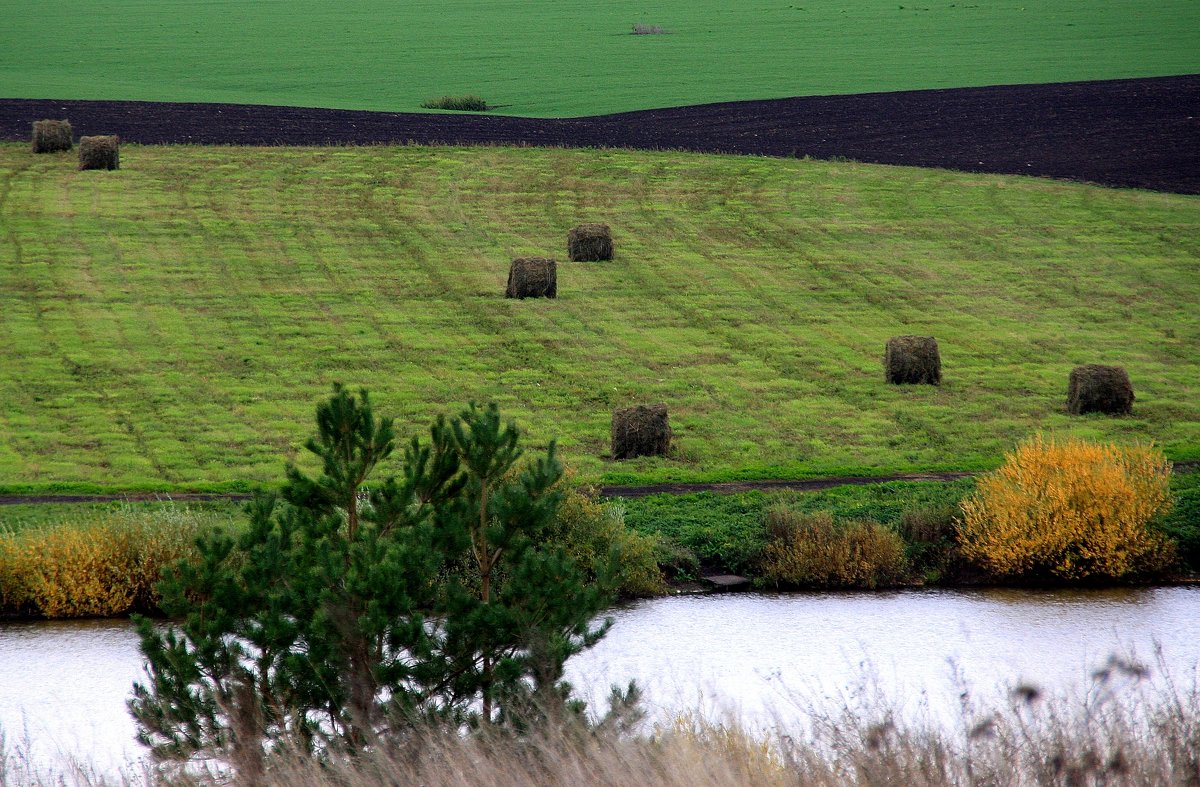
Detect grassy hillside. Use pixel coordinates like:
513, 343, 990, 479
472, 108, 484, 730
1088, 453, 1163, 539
0, 142, 1197, 492
2, 0, 1198, 116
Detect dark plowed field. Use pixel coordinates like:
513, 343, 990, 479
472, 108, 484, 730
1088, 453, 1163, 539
3, 75, 1198, 193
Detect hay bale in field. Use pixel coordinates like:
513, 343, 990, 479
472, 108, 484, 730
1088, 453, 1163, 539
31, 120, 72, 153
568, 223, 613, 261
505, 257, 557, 299
1067, 364, 1134, 415
78, 135, 120, 171
612, 404, 671, 459
885, 335, 941, 385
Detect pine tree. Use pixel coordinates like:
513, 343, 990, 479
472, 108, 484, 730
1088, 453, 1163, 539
129, 386, 618, 779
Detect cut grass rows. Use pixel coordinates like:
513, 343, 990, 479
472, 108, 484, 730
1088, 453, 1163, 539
1, 0, 1198, 116
0, 142, 1198, 493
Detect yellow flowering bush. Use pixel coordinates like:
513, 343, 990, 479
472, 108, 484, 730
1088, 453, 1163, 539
957, 436, 1175, 580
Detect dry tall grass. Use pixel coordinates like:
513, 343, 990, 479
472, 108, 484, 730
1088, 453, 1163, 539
164, 655, 1200, 786
758, 509, 907, 589
3, 652, 1199, 785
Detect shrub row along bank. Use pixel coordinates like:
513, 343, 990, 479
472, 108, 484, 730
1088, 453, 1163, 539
0, 483, 661, 620
0, 504, 220, 618
621, 447, 1200, 588
3, 441, 1196, 619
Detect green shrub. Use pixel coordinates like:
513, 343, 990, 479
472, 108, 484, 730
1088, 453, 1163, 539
1157, 472, 1200, 571
132, 391, 618, 775
897, 502, 961, 583
549, 486, 666, 597
757, 508, 907, 589
420, 94, 489, 111
652, 537, 700, 581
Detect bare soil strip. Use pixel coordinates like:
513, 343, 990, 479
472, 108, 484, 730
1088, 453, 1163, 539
2, 75, 1197, 193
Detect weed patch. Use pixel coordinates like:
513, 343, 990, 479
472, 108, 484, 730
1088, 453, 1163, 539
420, 95, 489, 111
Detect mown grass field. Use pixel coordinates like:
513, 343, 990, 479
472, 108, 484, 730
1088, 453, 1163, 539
1, 142, 1198, 493
2, 0, 1197, 116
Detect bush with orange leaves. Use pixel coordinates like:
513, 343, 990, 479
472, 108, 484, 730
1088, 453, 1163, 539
957, 436, 1176, 581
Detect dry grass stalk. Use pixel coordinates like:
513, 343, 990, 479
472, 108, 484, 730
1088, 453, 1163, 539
78, 135, 120, 170
31, 119, 72, 153
568, 223, 614, 261
758, 509, 907, 589
1068, 364, 1134, 415
506, 257, 557, 299
884, 335, 941, 385
165, 658, 1200, 787
611, 404, 671, 460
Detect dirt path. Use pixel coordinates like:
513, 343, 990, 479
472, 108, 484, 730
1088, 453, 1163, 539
3, 75, 1198, 193
597, 472, 977, 498
0, 473, 972, 506
3, 462, 1196, 505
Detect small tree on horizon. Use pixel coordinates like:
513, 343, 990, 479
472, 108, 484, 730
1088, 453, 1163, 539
129, 385, 620, 780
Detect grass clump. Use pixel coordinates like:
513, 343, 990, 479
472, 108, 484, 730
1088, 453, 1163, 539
420, 94, 489, 111
757, 508, 907, 589
631, 23, 669, 35
957, 436, 1176, 582
620, 491, 766, 575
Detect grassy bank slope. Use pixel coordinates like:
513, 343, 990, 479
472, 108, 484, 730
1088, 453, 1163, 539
2, 1, 1198, 116
0, 143, 1198, 492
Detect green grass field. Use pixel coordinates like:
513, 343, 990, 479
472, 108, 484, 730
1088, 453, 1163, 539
2, 0, 1198, 116
1, 142, 1198, 493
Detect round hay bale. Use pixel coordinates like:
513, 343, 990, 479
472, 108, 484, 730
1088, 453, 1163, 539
1067, 364, 1134, 415
31, 120, 72, 154
567, 223, 613, 262
884, 335, 942, 385
505, 257, 557, 299
611, 404, 671, 460
78, 135, 120, 171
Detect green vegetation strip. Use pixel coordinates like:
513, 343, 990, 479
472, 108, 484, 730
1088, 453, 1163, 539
1, 143, 1198, 493
619, 473, 1200, 576
2, 0, 1197, 116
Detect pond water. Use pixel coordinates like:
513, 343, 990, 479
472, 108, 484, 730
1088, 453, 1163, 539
2, 587, 1199, 777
